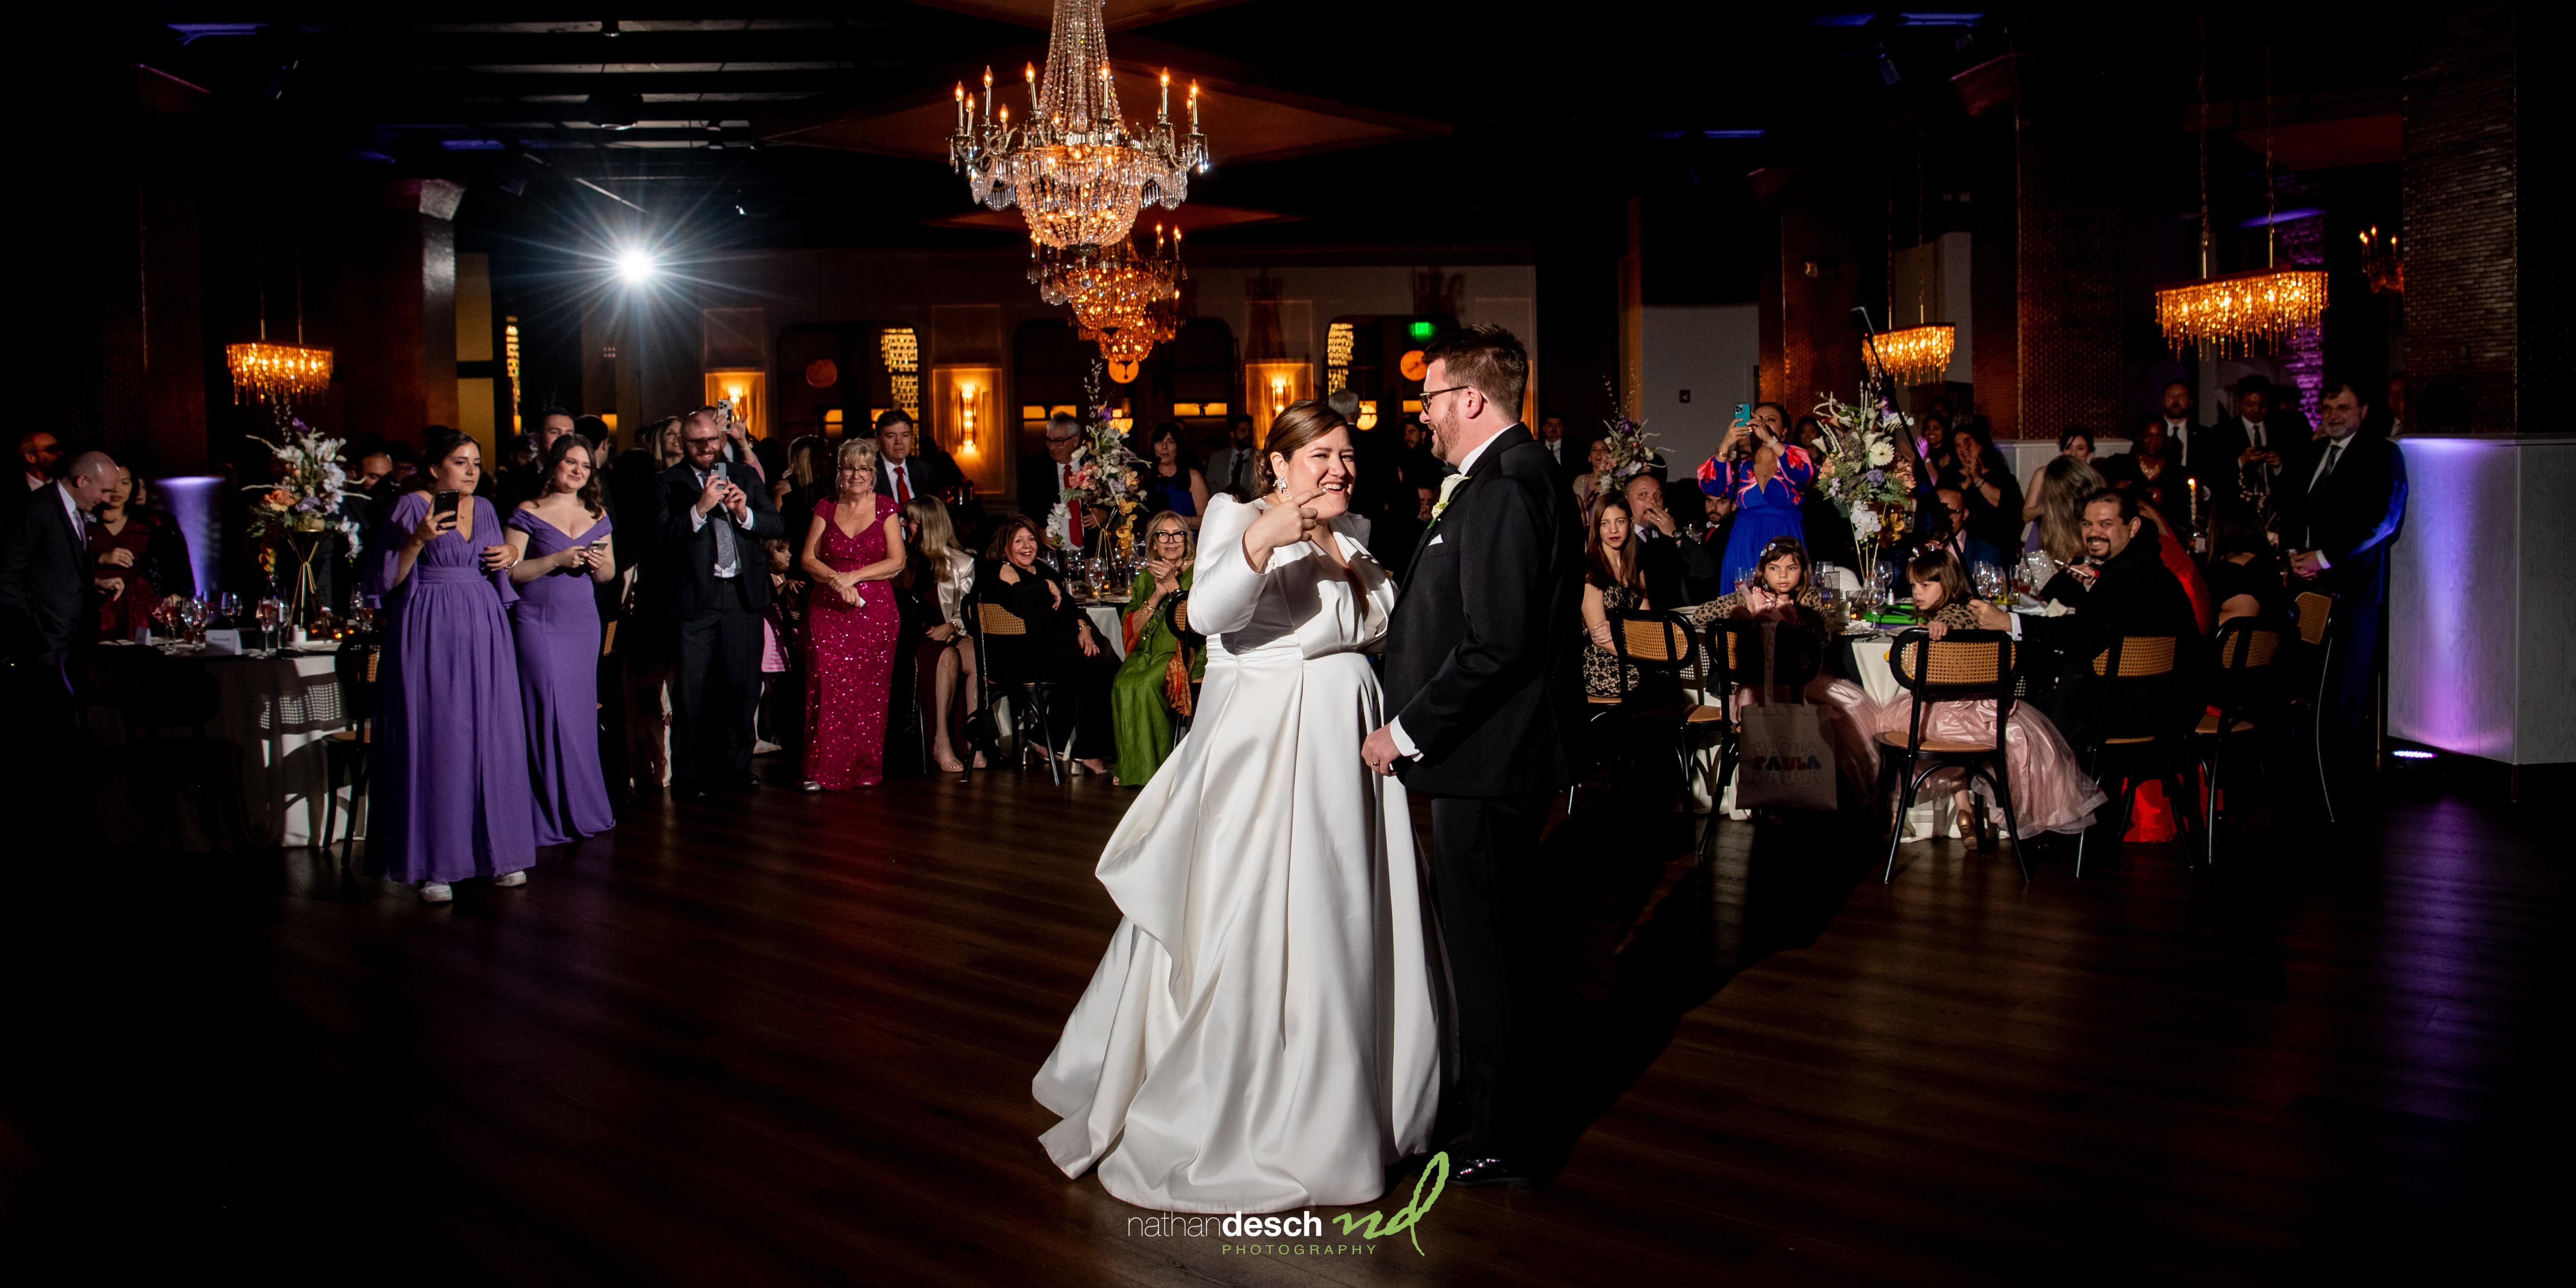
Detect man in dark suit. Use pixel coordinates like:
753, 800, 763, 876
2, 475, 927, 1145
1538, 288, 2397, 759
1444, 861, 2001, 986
2200, 377, 2296, 502
655, 409, 786, 793
1, 450, 118, 725
2153, 380, 2209, 472
1932, 487, 2005, 572
872, 411, 954, 508
1365, 325, 1580, 1188
2274, 378, 2406, 746
1621, 472, 1716, 609
1017, 412, 1086, 535
2024, 488, 2198, 748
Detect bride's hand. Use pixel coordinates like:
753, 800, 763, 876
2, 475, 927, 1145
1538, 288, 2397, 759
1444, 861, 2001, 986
1246, 488, 1323, 547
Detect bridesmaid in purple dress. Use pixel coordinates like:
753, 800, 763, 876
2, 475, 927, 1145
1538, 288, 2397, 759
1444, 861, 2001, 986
365, 430, 538, 904
504, 433, 619, 846
796, 438, 907, 790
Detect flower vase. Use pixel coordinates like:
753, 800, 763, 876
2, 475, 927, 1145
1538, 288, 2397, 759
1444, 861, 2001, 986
281, 530, 327, 628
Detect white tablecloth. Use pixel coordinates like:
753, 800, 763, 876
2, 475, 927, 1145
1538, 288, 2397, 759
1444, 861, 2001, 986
86, 648, 352, 851
1081, 603, 1128, 660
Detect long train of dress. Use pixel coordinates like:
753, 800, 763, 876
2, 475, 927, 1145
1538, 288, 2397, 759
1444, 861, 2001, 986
1033, 495, 1440, 1213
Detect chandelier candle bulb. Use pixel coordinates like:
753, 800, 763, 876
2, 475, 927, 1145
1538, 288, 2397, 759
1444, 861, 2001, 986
1160, 69, 1169, 120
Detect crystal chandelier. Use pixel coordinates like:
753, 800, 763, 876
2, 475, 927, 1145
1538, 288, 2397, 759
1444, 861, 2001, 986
1870, 325, 1955, 386
227, 342, 334, 404
949, 0, 1209, 249
2154, 267, 2328, 355
1033, 222, 1183, 335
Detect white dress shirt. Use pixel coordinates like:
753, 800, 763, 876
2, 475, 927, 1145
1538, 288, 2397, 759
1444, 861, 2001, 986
686, 465, 757, 578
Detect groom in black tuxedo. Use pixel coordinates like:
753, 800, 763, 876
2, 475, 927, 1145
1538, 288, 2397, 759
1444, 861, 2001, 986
1365, 325, 1582, 1187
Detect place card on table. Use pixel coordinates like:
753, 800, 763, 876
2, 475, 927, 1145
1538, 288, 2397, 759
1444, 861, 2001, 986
202, 629, 244, 656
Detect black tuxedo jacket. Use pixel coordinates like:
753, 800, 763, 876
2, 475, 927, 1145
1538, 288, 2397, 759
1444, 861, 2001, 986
653, 462, 786, 620
2199, 416, 2304, 492
2273, 433, 2406, 603
1632, 527, 1715, 610
2156, 421, 2210, 473
0, 484, 91, 660
1384, 424, 1583, 797
1017, 456, 1071, 518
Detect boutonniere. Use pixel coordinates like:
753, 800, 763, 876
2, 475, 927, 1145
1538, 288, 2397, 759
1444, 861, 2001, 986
1430, 473, 1468, 524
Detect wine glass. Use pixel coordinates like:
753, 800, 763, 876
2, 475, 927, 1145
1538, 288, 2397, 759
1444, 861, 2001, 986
213, 591, 242, 626
1973, 561, 2006, 606
255, 597, 285, 653
176, 597, 208, 646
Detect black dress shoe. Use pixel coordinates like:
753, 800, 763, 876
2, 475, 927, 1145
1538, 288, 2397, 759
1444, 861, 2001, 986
1450, 1156, 1536, 1188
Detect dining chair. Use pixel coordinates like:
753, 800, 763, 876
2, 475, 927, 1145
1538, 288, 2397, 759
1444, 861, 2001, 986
2072, 635, 2198, 878
969, 596, 1059, 784
1876, 628, 2028, 884
2289, 590, 2338, 823
2197, 618, 2286, 864
1604, 609, 1728, 849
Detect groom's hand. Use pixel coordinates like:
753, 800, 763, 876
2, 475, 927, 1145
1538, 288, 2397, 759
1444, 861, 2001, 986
1362, 723, 1402, 776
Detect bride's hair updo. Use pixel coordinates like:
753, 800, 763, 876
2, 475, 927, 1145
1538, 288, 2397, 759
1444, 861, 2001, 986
1256, 400, 1349, 495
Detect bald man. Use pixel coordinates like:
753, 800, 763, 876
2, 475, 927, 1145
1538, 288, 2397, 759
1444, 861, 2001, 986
1, 450, 117, 670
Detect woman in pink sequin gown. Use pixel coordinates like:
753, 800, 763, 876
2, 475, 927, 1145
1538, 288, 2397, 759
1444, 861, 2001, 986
797, 439, 907, 790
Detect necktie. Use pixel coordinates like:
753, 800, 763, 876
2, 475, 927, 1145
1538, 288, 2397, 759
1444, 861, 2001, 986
705, 471, 738, 577
893, 465, 911, 504
2311, 442, 2343, 492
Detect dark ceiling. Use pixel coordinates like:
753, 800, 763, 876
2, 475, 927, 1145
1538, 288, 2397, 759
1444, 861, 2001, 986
125, 3, 2399, 257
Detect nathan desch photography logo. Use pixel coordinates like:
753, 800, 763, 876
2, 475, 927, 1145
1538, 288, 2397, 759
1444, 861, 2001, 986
1125, 1152, 1451, 1256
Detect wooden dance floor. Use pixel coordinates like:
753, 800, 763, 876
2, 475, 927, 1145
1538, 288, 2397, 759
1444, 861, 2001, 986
0, 763, 2552, 1283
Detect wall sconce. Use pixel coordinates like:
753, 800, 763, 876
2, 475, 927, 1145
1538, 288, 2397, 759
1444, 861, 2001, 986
957, 382, 982, 458
1357, 400, 1379, 431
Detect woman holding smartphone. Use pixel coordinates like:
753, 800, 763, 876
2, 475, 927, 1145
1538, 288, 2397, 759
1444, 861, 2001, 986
366, 428, 536, 904
505, 433, 619, 846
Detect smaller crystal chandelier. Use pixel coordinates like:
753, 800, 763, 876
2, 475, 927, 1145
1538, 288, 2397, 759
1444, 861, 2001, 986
949, 0, 1209, 249
1871, 325, 1955, 386
2154, 266, 2329, 355
1036, 222, 1185, 363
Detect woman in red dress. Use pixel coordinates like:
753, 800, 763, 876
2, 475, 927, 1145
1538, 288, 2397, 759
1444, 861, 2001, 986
90, 464, 192, 637
796, 438, 907, 790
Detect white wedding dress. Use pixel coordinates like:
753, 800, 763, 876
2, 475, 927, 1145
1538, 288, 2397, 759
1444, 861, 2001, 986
1034, 495, 1442, 1213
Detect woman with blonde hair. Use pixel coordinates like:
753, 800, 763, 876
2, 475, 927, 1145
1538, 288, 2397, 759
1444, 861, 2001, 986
1036, 399, 1438, 1213
1106, 509, 1205, 785
2032, 455, 2110, 566
903, 494, 981, 772
797, 437, 906, 790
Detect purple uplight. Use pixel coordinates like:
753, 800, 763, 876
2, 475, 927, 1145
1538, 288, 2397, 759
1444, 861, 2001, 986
2392, 749, 2436, 761
155, 476, 222, 596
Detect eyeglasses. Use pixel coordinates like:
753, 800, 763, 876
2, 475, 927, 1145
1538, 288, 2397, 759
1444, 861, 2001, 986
1151, 531, 1187, 543
1418, 385, 1469, 409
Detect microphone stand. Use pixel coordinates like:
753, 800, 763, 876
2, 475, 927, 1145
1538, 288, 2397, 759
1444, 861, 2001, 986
1850, 306, 1926, 472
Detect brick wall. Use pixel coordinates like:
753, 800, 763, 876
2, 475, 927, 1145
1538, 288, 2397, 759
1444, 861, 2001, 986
2010, 55, 2125, 442
2401, 0, 2516, 432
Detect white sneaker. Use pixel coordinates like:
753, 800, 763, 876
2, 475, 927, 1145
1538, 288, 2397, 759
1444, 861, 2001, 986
753, 739, 785, 755
494, 870, 528, 888
419, 881, 454, 904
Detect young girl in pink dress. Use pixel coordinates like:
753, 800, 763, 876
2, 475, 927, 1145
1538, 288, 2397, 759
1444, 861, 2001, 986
1876, 550, 2105, 836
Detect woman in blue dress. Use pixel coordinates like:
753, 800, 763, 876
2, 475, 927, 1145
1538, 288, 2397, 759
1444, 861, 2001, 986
1140, 422, 1209, 532
1697, 410, 1817, 589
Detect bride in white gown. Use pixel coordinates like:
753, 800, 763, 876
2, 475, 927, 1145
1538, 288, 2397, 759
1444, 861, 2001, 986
1034, 402, 1441, 1214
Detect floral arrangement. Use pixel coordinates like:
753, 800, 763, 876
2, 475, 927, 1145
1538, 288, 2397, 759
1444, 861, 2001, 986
1589, 379, 1660, 495
1807, 388, 1918, 547
1049, 360, 1146, 558
243, 416, 361, 552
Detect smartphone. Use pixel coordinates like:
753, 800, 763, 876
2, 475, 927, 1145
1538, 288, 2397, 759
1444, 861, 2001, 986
433, 489, 462, 520
1735, 402, 1753, 425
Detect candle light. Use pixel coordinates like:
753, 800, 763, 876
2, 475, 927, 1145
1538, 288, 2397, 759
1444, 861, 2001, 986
1025, 62, 1037, 114
982, 67, 993, 124
954, 82, 964, 132
1159, 68, 1169, 120
1188, 81, 1199, 128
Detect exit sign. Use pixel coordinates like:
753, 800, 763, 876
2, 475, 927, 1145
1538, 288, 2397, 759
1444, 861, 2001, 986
1408, 320, 1436, 340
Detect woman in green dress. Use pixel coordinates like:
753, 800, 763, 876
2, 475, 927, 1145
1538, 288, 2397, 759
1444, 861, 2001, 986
1109, 511, 1206, 786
